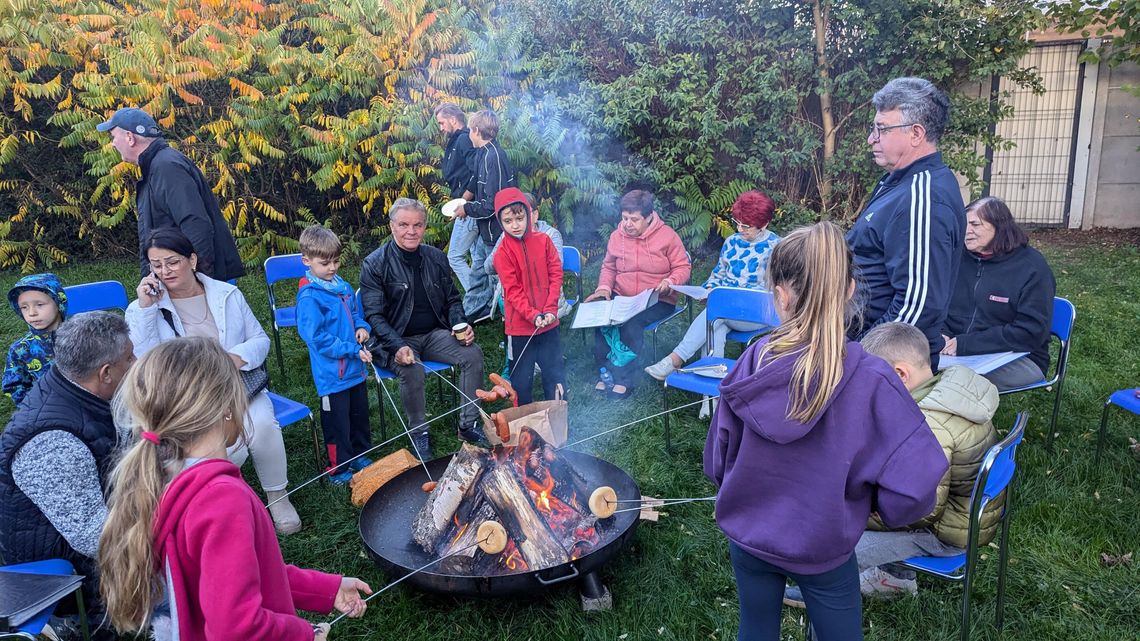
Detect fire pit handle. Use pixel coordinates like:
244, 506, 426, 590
533, 563, 580, 586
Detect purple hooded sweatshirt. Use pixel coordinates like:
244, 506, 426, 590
704, 338, 948, 575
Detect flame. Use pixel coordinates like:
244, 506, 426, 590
524, 468, 556, 514
449, 515, 471, 547
499, 539, 529, 572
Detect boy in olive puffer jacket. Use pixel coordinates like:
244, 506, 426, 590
785, 322, 1002, 606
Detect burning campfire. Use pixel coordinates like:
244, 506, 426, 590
412, 428, 611, 575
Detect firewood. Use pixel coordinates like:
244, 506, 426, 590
349, 448, 420, 507
412, 443, 488, 553
482, 461, 568, 570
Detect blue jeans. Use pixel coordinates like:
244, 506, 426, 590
729, 542, 863, 641
463, 238, 495, 316
448, 216, 479, 292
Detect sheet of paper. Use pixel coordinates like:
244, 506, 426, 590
938, 352, 1029, 375
669, 284, 710, 300
570, 299, 615, 329
609, 289, 658, 324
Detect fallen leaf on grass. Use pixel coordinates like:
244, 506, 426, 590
1129, 438, 1140, 462
1100, 552, 1133, 567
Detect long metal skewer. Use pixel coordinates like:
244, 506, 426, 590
609, 496, 716, 514
556, 398, 706, 450
325, 536, 490, 628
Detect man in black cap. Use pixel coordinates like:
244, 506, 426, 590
97, 107, 245, 282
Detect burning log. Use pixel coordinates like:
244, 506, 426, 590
482, 462, 568, 570
412, 443, 488, 554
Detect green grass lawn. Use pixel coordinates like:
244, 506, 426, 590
1, 231, 1137, 640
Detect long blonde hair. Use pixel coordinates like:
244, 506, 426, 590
757, 221, 858, 423
98, 337, 248, 632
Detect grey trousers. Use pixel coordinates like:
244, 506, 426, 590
390, 328, 484, 432
983, 355, 1045, 392
854, 529, 963, 572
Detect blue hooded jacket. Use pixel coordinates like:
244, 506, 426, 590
296, 274, 370, 397
4, 273, 68, 405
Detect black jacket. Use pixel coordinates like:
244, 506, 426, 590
136, 139, 245, 282
442, 128, 477, 198
0, 367, 118, 597
469, 141, 516, 245
359, 241, 466, 364
943, 245, 1055, 373
847, 152, 965, 362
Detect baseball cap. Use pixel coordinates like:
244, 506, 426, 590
95, 108, 161, 136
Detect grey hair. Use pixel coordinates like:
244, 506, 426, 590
54, 311, 131, 380
388, 198, 427, 222
871, 77, 951, 143
433, 102, 466, 125
860, 322, 930, 369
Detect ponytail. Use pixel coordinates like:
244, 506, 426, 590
757, 221, 858, 423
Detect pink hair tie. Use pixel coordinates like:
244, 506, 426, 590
140, 431, 160, 445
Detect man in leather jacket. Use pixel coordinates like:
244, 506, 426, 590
359, 198, 486, 460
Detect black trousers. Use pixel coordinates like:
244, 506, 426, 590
320, 380, 372, 470
592, 301, 675, 387
507, 327, 566, 405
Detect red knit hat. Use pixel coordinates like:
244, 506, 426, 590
732, 191, 775, 229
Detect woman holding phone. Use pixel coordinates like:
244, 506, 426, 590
126, 227, 302, 535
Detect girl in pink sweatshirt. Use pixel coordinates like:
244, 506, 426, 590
98, 337, 371, 640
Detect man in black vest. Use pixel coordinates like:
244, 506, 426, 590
435, 103, 479, 294
96, 107, 245, 282
0, 312, 135, 626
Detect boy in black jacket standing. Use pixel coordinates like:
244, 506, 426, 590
455, 109, 516, 322
847, 77, 965, 370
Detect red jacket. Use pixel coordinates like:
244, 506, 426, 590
493, 188, 563, 336
153, 459, 340, 640
599, 214, 690, 304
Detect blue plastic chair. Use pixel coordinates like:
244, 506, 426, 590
659, 287, 779, 453
266, 391, 323, 470
0, 559, 89, 640
1095, 388, 1140, 466
561, 245, 583, 308
899, 411, 1028, 641
263, 254, 307, 377
998, 297, 1074, 450
62, 281, 129, 315
645, 252, 694, 360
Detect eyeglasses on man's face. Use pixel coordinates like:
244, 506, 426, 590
867, 122, 916, 141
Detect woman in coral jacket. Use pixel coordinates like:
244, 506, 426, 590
583, 189, 691, 399
97, 337, 370, 641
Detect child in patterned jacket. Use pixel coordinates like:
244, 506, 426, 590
4, 273, 67, 405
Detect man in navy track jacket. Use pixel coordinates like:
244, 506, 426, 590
847, 77, 965, 371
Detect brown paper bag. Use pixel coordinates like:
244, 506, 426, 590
349, 448, 420, 507
481, 388, 568, 447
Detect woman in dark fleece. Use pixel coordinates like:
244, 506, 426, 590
704, 222, 947, 641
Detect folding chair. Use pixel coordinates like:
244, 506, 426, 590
1095, 388, 1140, 467
899, 411, 1028, 641
266, 391, 323, 470
998, 297, 1074, 450
263, 254, 307, 377
645, 252, 694, 360
0, 559, 89, 641
62, 281, 129, 315
660, 287, 778, 453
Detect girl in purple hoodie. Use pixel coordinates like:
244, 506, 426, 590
704, 222, 947, 641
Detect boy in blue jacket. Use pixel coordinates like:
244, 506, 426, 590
296, 226, 374, 483
4, 273, 68, 405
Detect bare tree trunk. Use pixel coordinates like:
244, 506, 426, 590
812, 0, 835, 217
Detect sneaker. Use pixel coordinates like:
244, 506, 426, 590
859, 566, 918, 599
644, 356, 677, 381
458, 421, 490, 446
328, 469, 354, 485
782, 583, 806, 609
348, 456, 373, 473
411, 431, 433, 461
698, 396, 716, 420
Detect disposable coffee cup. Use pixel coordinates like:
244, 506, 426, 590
452, 322, 470, 340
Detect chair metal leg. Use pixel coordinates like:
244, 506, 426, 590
309, 416, 323, 470
272, 326, 285, 377
74, 586, 91, 641
1046, 380, 1065, 452
652, 329, 659, 362
663, 385, 672, 455
995, 514, 1012, 632
959, 554, 975, 641
1095, 400, 1112, 468
436, 375, 444, 405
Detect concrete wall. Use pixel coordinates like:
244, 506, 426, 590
1081, 60, 1140, 229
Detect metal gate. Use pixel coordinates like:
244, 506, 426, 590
986, 42, 1085, 226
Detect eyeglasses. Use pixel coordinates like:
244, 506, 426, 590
148, 256, 186, 271
732, 219, 754, 230
867, 122, 916, 141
